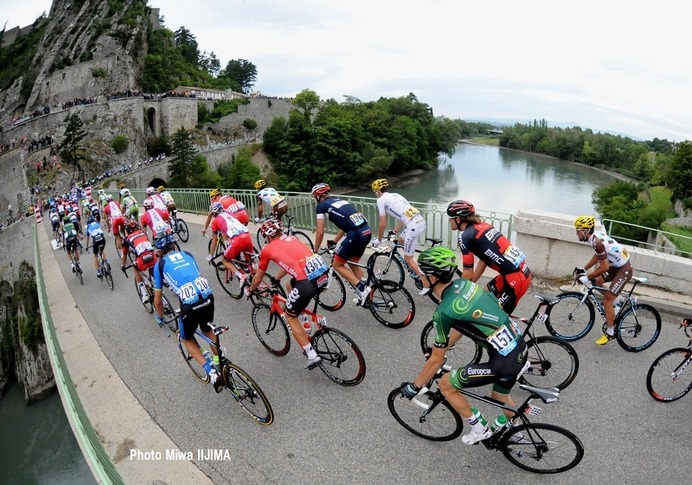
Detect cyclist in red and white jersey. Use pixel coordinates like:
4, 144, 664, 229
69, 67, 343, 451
139, 198, 172, 242
103, 194, 125, 249
201, 188, 250, 235
206, 203, 254, 286
144, 186, 168, 212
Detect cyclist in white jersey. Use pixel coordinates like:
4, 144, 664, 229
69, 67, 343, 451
254, 179, 288, 221
574, 215, 633, 345
371, 178, 429, 295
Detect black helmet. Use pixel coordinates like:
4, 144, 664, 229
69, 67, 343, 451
446, 200, 475, 218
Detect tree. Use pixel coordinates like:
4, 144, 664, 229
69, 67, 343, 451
667, 142, 692, 203
221, 59, 257, 92
292, 89, 320, 122
59, 114, 88, 184
174, 27, 199, 66
199, 50, 221, 76
168, 127, 198, 186
218, 146, 260, 188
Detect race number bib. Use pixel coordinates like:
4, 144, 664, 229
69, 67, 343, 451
135, 241, 153, 255
178, 277, 211, 305
503, 244, 526, 269
304, 254, 328, 281
403, 206, 419, 219
349, 212, 367, 226
487, 326, 518, 356
269, 195, 284, 206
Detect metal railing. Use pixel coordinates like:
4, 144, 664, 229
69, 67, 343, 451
602, 219, 692, 258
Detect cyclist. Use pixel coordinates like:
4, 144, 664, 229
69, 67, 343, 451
399, 247, 528, 445
103, 194, 124, 247
312, 183, 372, 305
574, 215, 633, 345
157, 185, 177, 216
66, 209, 83, 236
120, 220, 157, 303
63, 216, 82, 273
97, 188, 108, 212
120, 187, 139, 221
144, 186, 168, 213
139, 198, 172, 242
85, 216, 107, 278
371, 178, 429, 295
49, 208, 61, 243
201, 188, 249, 235
254, 179, 288, 222
448, 200, 532, 315
206, 202, 254, 287
87, 197, 101, 224
152, 234, 221, 391
246, 219, 329, 368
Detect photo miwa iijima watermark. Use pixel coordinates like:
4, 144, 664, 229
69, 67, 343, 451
130, 448, 231, 461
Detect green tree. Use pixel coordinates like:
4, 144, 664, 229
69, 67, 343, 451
218, 146, 260, 188
667, 142, 692, 203
292, 89, 320, 122
168, 127, 198, 186
174, 27, 199, 66
221, 59, 257, 92
59, 114, 88, 183
111, 134, 129, 154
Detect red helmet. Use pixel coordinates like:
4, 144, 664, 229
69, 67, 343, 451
446, 200, 475, 218
259, 219, 283, 239
311, 183, 331, 198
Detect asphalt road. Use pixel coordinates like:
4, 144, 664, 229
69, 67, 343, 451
46, 220, 692, 484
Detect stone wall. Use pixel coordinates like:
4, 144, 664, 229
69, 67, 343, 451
0, 150, 30, 219
210, 97, 293, 136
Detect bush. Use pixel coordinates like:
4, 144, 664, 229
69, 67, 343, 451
92, 67, 107, 78
242, 118, 257, 130
111, 135, 129, 154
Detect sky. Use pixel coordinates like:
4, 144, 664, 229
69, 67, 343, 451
3, 0, 691, 142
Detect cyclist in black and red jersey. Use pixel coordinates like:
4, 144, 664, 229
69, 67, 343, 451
447, 200, 531, 314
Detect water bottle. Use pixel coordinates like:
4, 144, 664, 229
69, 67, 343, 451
300, 314, 313, 336
490, 414, 508, 434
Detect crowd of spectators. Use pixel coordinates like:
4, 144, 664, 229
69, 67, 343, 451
60, 97, 97, 110
105, 89, 142, 101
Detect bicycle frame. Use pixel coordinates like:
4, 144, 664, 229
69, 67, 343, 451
263, 288, 326, 336
576, 277, 645, 322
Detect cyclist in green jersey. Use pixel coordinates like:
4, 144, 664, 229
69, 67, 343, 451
399, 247, 528, 445
63, 216, 82, 272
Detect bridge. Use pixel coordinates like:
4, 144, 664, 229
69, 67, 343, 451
34, 205, 692, 484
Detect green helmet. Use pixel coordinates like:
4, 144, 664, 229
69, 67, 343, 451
417, 247, 458, 281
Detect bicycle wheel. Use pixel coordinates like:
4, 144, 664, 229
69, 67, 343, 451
138, 279, 154, 313
615, 303, 661, 352
367, 251, 405, 285
77, 264, 83, 285
419, 319, 483, 368
175, 218, 189, 243
161, 294, 178, 332
367, 280, 416, 329
386, 387, 463, 441
646, 347, 692, 402
222, 362, 274, 425
291, 230, 314, 252
103, 262, 114, 290
317, 270, 346, 312
521, 336, 579, 390
255, 227, 264, 250
215, 264, 244, 299
545, 292, 595, 341
251, 303, 291, 356
312, 328, 366, 386
177, 332, 209, 382
500, 423, 584, 473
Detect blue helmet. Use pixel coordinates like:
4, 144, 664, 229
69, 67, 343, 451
155, 234, 176, 251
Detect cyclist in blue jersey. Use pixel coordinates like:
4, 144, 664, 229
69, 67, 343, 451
152, 235, 222, 391
312, 183, 373, 305
85, 216, 107, 278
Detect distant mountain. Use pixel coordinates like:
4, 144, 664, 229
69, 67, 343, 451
464, 117, 643, 141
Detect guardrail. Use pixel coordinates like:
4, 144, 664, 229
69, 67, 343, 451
602, 218, 692, 258
118, 188, 514, 248
33, 226, 124, 485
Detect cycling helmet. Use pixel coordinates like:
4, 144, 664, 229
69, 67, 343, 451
259, 219, 283, 239
120, 188, 130, 197
146, 186, 156, 195
371, 179, 389, 191
446, 200, 475, 218
209, 202, 223, 214
417, 247, 458, 281
63, 216, 70, 224
157, 185, 165, 193
155, 234, 176, 251
123, 219, 139, 233
209, 188, 221, 198
106, 194, 113, 201
254, 179, 267, 190
118, 183, 126, 189
87, 216, 96, 224
311, 183, 331, 198
574, 216, 595, 230
143, 199, 154, 209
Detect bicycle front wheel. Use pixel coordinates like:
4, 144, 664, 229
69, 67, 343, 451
419, 320, 483, 368
522, 336, 579, 390
615, 303, 661, 352
175, 218, 189, 242
222, 362, 274, 425
367, 280, 416, 329
251, 303, 290, 356
367, 251, 405, 285
291, 230, 314, 252
255, 227, 264, 250
500, 423, 584, 473
312, 328, 366, 386
387, 387, 463, 441
177, 332, 209, 383
317, 270, 346, 312
545, 292, 595, 341
646, 347, 692, 402
215, 264, 244, 299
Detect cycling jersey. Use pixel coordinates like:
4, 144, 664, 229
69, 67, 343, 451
122, 195, 139, 219
588, 231, 630, 268
257, 187, 284, 206
159, 191, 175, 206
140, 208, 172, 239
63, 221, 78, 242
145, 194, 168, 212
259, 235, 328, 282
376, 192, 422, 225
459, 221, 528, 275
86, 221, 105, 242
316, 196, 369, 233
219, 195, 249, 225
122, 230, 156, 272
154, 250, 213, 305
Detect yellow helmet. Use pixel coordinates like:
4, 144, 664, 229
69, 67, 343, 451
371, 178, 389, 191
574, 216, 595, 230
254, 179, 267, 190
157, 185, 165, 193
209, 188, 221, 198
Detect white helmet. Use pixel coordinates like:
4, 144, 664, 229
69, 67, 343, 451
146, 186, 156, 195
120, 188, 130, 197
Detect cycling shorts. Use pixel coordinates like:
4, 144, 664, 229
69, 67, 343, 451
448, 339, 527, 395
92, 239, 106, 256
284, 278, 320, 317
111, 215, 125, 236
178, 295, 215, 340
334, 228, 372, 264
400, 215, 426, 257
65, 237, 79, 253
486, 264, 532, 315
223, 233, 254, 262
272, 199, 288, 219
135, 251, 157, 273
601, 261, 633, 297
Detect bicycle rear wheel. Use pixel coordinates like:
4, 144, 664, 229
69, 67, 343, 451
177, 332, 209, 382
386, 387, 463, 441
312, 328, 366, 386
419, 320, 483, 367
251, 303, 291, 356
215, 264, 244, 299
646, 347, 692, 402
76, 263, 83, 285
175, 218, 189, 242
615, 303, 661, 352
521, 336, 579, 390
222, 362, 274, 425
367, 280, 415, 329
317, 270, 346, 312
161, 294, 178, 332
103, 262, 114, 290
499, 423, 584, 473
291, 230, 314, 252
367, 251, 405, 285
545, 292, 595, 341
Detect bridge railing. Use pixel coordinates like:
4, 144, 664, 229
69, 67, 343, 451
602, 218, 692, 259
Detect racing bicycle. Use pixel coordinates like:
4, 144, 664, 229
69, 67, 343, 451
169, 209, 189, 243
255, 214, 314, 251
646, 323, 692, 402
87, 244, 113, 290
